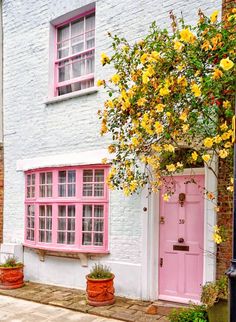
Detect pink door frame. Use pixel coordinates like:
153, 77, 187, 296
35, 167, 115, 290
158, 175, 204, 303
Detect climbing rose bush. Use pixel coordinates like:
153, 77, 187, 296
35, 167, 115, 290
98, 9, 236, 201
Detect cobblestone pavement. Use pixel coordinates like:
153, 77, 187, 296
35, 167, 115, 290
0, 295, 120, 321
0, 283, 169, 322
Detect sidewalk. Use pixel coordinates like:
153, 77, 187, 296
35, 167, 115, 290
0, 295, 120, 321
0, 282, 170, 322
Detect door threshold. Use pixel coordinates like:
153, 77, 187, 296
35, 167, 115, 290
158, 295, 201, 305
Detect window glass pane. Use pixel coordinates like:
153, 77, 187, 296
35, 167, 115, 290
46, 217, 52, 230
94, 219, 104, 232
59, 205, 66, 217
39, 206, 45, 217
32, 174, 35, 185
32, 187, 35, 198
27, 175, 31, 185
82, 232, 92, 245
94, 183, 104, 197
94, 233, 103, 246
68, 184, 75, 197
58, 232, 66, 244
59, 62, 70, 82
95, 170, 104, 182
47, 185, 52, 197
72, 35, 84, 54
83, 205, 92, 217
72, 56, 86, 77
59, 184, 66, 197
46, 205, 52, 217
83, 183, 93, 196
58, 25, 69, 42
39, 231, 45, 242
86, 14, 95, 31
39, 218, 45, 229
40, 185, 45, 197
86, 55, 94, 74
83, 170, 93, 182
68, 170, 76, 183
59, 171, 66, 183
58, 47, 69, 59
68, 218, 75, 231
27, 187, 31, 198
46, 231, 52, 243
82, 218, 92, 231
47, 173, 52, 184
58, 218, 66, 230
40, 173, 45, 184
68, 205, 75, 217
71, 18, 84, 37
67, 232, 75, 244
94, 205, 104, 217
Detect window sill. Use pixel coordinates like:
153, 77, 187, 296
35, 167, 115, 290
45, 87, 98, 105
23, 244, 109, 266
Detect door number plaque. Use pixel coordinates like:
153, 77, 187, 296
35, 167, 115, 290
173, 245, 189, 251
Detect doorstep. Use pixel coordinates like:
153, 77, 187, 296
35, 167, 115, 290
0, 282, 174, 322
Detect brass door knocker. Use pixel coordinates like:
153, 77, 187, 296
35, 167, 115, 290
179, 193, 186, 207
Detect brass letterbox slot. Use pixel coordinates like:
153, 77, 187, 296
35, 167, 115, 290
173, 245, 189, 251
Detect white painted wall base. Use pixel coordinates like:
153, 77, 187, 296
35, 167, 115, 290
0, 243, 23, 263
24, 248, 141, 299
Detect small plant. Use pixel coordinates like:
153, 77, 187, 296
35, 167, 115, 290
88, 263, 113, 279
0, 256, 23, 268
201, 276, 228, 307
168, 305, 208, 322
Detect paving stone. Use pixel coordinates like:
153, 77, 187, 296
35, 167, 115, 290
129, 304, 148, 312
138, 315, 163, 322
110, 311, 137, 321
88, 307, 113, 317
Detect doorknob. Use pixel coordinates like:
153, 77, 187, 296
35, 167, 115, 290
178, 237, 184, 243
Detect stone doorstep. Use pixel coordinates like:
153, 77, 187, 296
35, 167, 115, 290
146, 301, 189, 316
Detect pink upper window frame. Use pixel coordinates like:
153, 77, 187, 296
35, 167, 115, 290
24, 165, 109, 253
54, 9, 96, 97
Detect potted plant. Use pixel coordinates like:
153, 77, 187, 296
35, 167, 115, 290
201, 276, 228, 322
0, 256, 24, 289
86, 263, 115, 306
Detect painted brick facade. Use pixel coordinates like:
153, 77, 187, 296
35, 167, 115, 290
2, 0, 221, 299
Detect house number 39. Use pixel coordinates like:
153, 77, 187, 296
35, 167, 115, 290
179, 219, 185, 224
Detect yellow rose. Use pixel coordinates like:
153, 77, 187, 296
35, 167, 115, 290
179, 111, 188, 122
182, 124, 189, 133
223, 101, 231, 109
204, 137, 213, 148
159, 87, 170, 96
212, 68, 223, 80
137, 97, 147, 106
191, 83, 201, 97
156, 104, 165, 112
166, 112, 171, 117
202, 154, 211, 163
210, 10, 219, 23
166, 164, 176, 172
97, 79, 105, 86
108, 144, 116, 153
142, 72, 149, 84
140, 53, 148, 64
220, 57, 234, 71
214, 135, 222, 144
180, 28, 195, 44
151, 51, 160, 60
131, 137, 139, 147
219, 149, 228, 159
191, 151, 198, 161
154, 121, 163, 134
111, 74, 120, 84
164, 144, 175, 153
220, 122, 228, 131
100, 52, 110, 65
174, 40, 184, 52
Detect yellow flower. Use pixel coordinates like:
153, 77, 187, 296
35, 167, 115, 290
164, 144, 175, 153
220, 122, 228, 131
111, 74, 120, 84
177, 76, 187, 87
166, 112, 171, 117
140, 53, 148, 64
210, 10, 219, 23
227, 185, 234, 192
214, 135, 222, 144
177, 162, 183, 168
204, 137, 213, 148
202, 154, 211, 163
156, 104, 165, 112
191, 83, 201, 97
213, 232, 222, 244
142, 72, 149, 84
201, 40, 211, 51
223, 100, 231, 109
182, 124, 189, 133
174, 40, 184, 52
137, 97, 147, 106
220, 57, 234, 71
179, 111, 188, 122
163, 193, 170, 201
131, 137, 139, 147
97, 79, 105, 86
219, 149, 228, 158
151, 51, 160, 60
207, 192, 215, 200
159, 87, 170, 96
191, 151, 198, 161
108, 144, 116, 153
101, 158, 108, 164
180, 28, 195, 44
224, 142, 232, 148
221, 130, 232, 140
154, 121, 163, 134
106, 100, 114, 108
100, 52, 110, 65
166, 164, 176, 172
212, 68, 223, 80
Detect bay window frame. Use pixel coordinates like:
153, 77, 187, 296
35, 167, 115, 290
24, 165, 109, 253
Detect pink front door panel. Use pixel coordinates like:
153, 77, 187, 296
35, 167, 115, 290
159, 175, 204, 303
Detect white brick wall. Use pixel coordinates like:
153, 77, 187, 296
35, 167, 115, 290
2, 0, 221, 298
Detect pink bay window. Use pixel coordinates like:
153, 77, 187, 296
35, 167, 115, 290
24, 166, 109, 253
55, 9, 95, 96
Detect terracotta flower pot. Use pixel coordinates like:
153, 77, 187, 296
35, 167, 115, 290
86, 273, 115, 306
0, 266, 24, 289
207, 299, 228, 322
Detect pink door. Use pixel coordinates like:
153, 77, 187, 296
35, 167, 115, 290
159, 175, 204, 303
